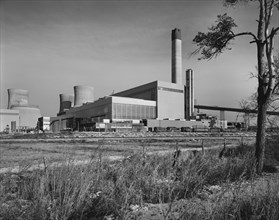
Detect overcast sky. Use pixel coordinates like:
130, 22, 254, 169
1, 0, 278, 121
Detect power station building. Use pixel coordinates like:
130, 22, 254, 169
0, 109, 19, 132
113, 80, 185, 119
0, 89, 41, 132
49, 28, 208, 132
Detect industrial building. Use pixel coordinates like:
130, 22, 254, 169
38, 117, 51, 132
0, 109, 19, 132
49, 28, 209, 132
0, 89, 41, 132
112, 80, 184, 119
51, 95, 156, 132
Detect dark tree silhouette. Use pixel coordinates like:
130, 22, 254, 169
193, 0, 279, 174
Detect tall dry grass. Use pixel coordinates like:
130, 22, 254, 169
0, 142, 278, 220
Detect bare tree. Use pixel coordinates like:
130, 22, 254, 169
192, 0, 279, 174
239, 98, 257, 130
244, 53, 279, 129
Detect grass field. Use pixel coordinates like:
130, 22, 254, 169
0, 132, 255, 171
0, 132, 278, 219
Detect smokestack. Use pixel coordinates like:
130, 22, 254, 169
74, 85, 94, 107
171, 28, 182, 84
59, 94, 74, 114
194, 99, 198, 115
7, 89, 29, 109
185, 69, 194, 119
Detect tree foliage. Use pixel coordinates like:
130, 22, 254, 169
192, 0, 279, 174
193, 14, 237, 60
224, 0, 252, 7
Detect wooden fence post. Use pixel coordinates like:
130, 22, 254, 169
202, 139, 205, 155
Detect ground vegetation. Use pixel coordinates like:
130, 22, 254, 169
1, 135, 278, 219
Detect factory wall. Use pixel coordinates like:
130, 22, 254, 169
38, 117, 50, 131
112, 103, 155, 119
0, 109, 20, 132
113, 81, 184, 120
111, 96, 156, 119
70, 96, 156, 121
49, 117, 61, 133
71, 96, 112, 120
157, 81, 184, 119
11, 106, 41, 128
145, 119, 206, 129
113, 81, 157, 101
51, 96, 156, 132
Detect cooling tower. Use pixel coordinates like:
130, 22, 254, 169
7, 89, 42, 128
185, 69, 194, 119
171, 28, 182, 85
11, 106, 41, 128
59, 94, 74, 113
74, 85, 94, 107
7, 89, 29, 109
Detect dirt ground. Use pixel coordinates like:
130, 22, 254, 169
0, 132, 256, 173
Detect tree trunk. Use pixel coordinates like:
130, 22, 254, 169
255, 95, 268, 175
255, 0, 267, 175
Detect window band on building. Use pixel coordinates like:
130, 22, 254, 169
157, 87, 183, 93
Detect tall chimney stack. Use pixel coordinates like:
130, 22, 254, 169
171, 28, 182, 84
185, 69, 194, 119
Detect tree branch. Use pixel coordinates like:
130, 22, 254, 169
232, 32, 258, 42
217, 31, 258, 54
265, 26, 278, 99
271, 81, 279, 94
267, 0, 275, 26
192, 30, 259, 60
